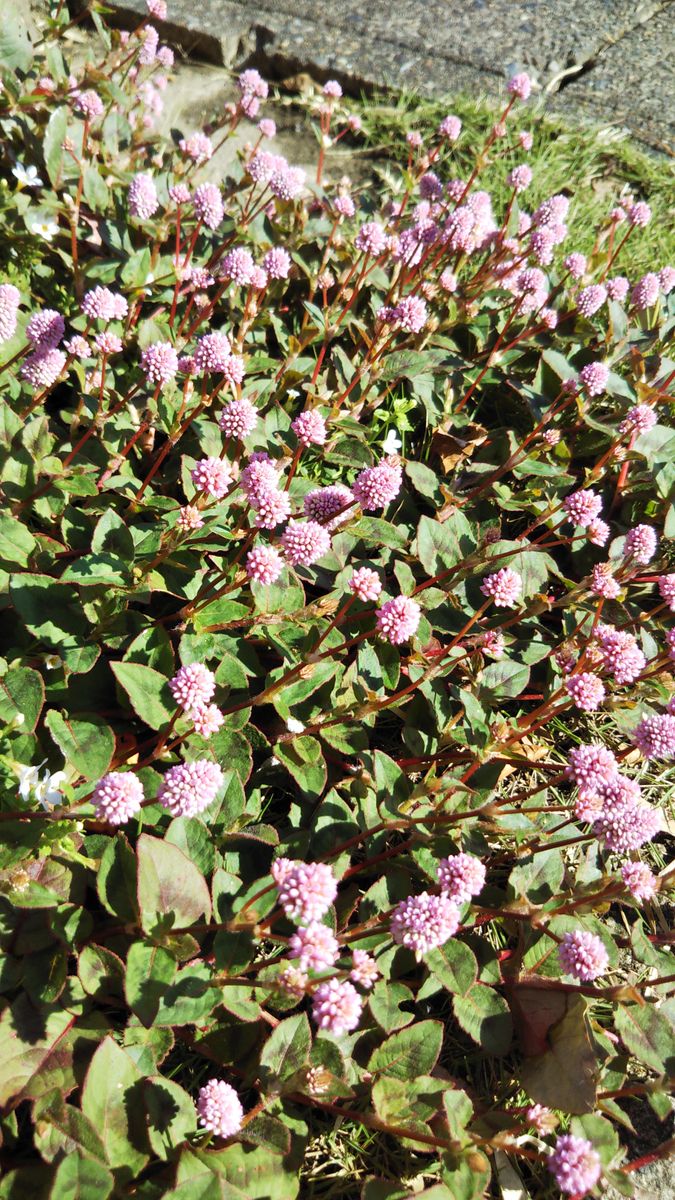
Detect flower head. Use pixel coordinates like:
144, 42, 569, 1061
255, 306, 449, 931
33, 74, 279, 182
621, 405, 657, 436
597, 626, 645, 684
559, 930, 608, 981
281, 519, 331, 567
158, 759, 224, 817
193, 331, 232, 374
141, 341, 178, 386
508, 72, 531, 100
246, 544, 283, 585
621, 861, 657, 901
437, 853, 486, 903
304, 485, 353, 531
579, 362, 609, 397
508, 164, 532, 193
481, 567, 522, 608
352, 458, 402, 511
93, 772, 144, 824
191, 704, 224, 738
548, 1134, 601, 1196
355, 222, 387, 256
624, 524, 657, 565
169, 663, 216, 711
658, 574, 675, 611
439, 114, 462, 140
576, 284, 607, 317
128, 173, 159, 220
391, 892, 460, 959
563, 489, 602, 527
219, 398, 258, 440
263, 247, 292, 280
376, 595, 421, 644
26, 309, 65, 349
350, 949, 380, 989
0, 283, 21, 343
590, 563, 620, 600
349, 566, 382, 602
631, 272, 659, 311
82, 286, 128, 322
20, 347, 66, 389
312, 978, 362, 1035
179, 132, 213, 164
606, 275, 629, 302
634, 713, 675, 760
272, 860, 337, 923
292, 410, 327, 447
289, 922, 340, 971
566, 743, 619, 802
191, 457, 232, 499
197, 1080, 243, 1139
628, 201, 651, 227
566, 672, 605, 711
193, 183, 224, 229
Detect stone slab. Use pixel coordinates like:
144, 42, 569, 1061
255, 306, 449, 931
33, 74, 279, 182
105, 0, 675, 150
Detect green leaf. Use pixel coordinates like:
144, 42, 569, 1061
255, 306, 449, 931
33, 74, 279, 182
0, 2, 33, 71
570, 1113, 619, 1167
143, 1075, 196, 1160
350, 516, 409, 551
369, 979, 414, 1031
0, 996, 73, 1106
61, 553, 129, 587
274, 736, 327, 798
43, 106, 69, 187
33, 1091, 107, 1166
97, 835, 138, 922
154, 962, 216, 1026
509, 850, 565, 904
44, 711, 114, 781
81, 1037, 148, 1177
368, 1020, 443, 1081
0, 512, 36, 566
416, 513, 474, 576
260, 1013, 312, 1083
479, 658, 530, 701
137, 834, 212, 934
453, 986, 512, 1054
83, 167, 110, 213
426, 941, 478, 997
78, 944, 125, 1002
10, 573, 88, 652
125, 942, 177, 1027
111, 661, 174, 731
49, 1152, 114, 1200
614, 1001, 675, 1075
0, 666, 44, 733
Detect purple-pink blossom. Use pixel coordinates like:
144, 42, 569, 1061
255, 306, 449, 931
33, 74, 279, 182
141, 341, 178, 386
355, 222, 387, 256
304, 485, 354, 531
157, 759, 224, 817
563, 488, 602, 527
312, 978, 362, 1035
289, 922, 340, 971
93, 772, 144, 824
219, 398, 258, 440
193, 183, 224, 229
128, 173, 159, 220
350, 949, 380, 989
548, 1134, 601, 1196
481, 567, 522, 608
631, 272, 659, 311
196, 1080, 243, 1139
566, 672, 605, 711
0, 284, 20, 343
437, 853, 486, 903
633, 713, 675, 759
376, 595, 421, 644
281, 519, 331, 567
272, 859, 337, 923
576, 284, 607, 317
559, 930, 608, 981
246, 544, 283, 585
263, 247, 292, 279
621, 861, 657, 901
169, 662, 216, 711
292, 410, 327, 447
624, 523, 657, 565
352, 458, 402, 511
391, 892, 460, 959
349, 566, 382, 602
191, 457, 233, 500
579, 361, 609, 397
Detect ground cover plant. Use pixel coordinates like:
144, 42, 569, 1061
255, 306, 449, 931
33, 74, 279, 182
0, 3, 674, 1198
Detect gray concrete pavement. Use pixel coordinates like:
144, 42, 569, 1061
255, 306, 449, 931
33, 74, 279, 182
108, 0, 675, 152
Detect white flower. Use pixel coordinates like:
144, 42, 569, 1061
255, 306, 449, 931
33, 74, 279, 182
381, 429, 402, 455
17, 762, 66, 809
30, 218, 59, 241
13, 163, 43, 188
286, 717, 305, 734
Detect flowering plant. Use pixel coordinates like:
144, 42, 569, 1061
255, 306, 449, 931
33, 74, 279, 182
0, 3, 673, 1198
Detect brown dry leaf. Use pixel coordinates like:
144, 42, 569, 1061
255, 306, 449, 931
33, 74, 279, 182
515, 989, 599, 1113
431, 422, 488, 474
